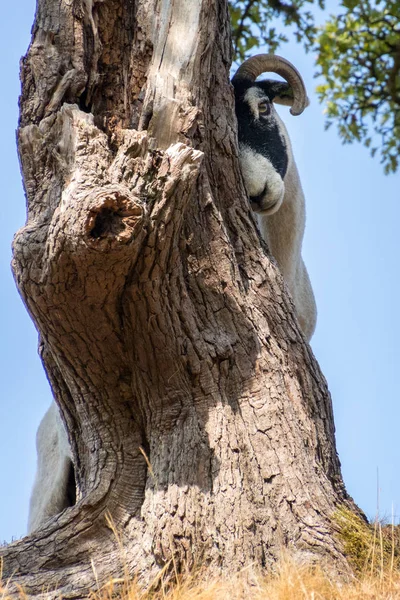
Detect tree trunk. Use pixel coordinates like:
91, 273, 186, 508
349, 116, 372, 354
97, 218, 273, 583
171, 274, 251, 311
2, 0, 359, 596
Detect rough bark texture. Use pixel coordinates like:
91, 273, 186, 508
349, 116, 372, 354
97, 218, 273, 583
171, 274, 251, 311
2, 0, 359, 597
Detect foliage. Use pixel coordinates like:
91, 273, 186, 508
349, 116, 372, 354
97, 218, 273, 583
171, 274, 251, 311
315, 0, 400, 174
229, 0, 324, 64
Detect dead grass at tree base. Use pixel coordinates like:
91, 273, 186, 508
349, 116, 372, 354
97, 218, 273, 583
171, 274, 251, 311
3, 509, 400, 599
87, 554, 400, 600
4, 556, 400, 600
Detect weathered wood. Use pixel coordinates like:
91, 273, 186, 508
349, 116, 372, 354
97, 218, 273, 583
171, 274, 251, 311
2, 0, 359, 596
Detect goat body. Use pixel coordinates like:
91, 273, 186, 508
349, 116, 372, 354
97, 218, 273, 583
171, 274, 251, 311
232, 58, 317, 341
28, 402, 75, 533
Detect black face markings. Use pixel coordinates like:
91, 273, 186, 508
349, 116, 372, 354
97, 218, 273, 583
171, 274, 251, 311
233, 79, 290, 179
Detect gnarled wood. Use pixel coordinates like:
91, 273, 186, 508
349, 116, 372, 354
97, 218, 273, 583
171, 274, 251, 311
2, 0, 360, 597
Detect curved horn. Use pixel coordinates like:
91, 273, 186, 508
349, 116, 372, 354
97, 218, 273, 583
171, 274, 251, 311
232, 54, 308, 116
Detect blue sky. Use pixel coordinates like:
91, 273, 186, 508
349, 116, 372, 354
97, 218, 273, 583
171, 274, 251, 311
1, 1, 399, 543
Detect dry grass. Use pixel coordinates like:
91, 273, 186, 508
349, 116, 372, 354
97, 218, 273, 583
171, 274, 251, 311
4, 560, 400, 600
334, 507, 400, 575
3, 510, 400, 599
85, 552, 400, 600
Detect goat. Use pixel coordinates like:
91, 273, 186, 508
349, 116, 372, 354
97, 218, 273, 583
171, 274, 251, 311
27, 54, 316, 533
232, 54, 317, 341
27, 402, 75, 533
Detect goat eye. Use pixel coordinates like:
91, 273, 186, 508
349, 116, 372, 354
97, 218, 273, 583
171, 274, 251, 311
258, 102, 271, 116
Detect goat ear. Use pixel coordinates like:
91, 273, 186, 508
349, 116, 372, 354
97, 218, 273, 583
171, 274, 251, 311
264, 80, 309, 108
269, 81, 295, 106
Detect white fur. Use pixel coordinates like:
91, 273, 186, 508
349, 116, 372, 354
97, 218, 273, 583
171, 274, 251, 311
27, 402, 73, 533
239, 145, 284, 213
244, 87, 265, 119
255, 110, 317, 341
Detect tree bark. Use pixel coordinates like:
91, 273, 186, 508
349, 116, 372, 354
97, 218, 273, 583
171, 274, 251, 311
3, 0, 359, 596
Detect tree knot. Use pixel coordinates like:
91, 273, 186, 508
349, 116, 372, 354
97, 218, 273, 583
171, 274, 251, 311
85, 185, 144, 249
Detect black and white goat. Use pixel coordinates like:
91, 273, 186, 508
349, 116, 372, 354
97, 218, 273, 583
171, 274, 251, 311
27, 55, 317, 533
232, 54, 316, 341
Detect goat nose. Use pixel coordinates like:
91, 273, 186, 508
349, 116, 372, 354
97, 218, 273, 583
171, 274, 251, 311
250, 188, 267, 209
